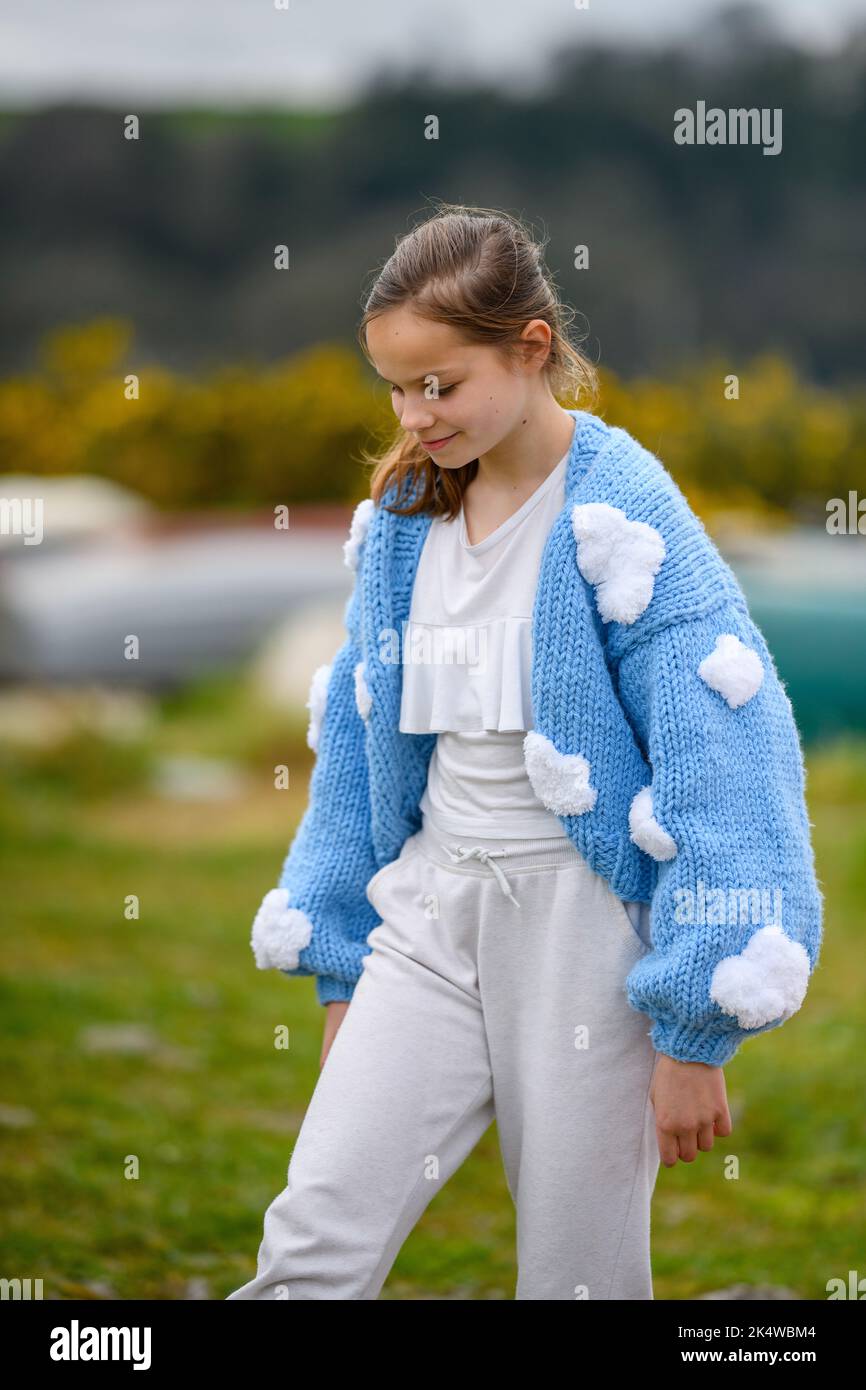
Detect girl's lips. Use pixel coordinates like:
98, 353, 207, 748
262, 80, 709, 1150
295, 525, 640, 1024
420, 432, 459, 452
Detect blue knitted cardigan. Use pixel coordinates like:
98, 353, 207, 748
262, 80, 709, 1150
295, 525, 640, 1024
249, 408, 824, 1067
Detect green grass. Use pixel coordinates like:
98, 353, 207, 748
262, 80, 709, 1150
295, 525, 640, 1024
1, 675, 864, 1300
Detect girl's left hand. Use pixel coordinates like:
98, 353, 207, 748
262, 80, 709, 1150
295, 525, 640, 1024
650, 1054, 733, 1167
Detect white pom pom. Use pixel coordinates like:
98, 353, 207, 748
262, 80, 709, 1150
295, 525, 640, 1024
250, 888, 315, 971
710, 924, 810, 1029
523, 730, 597, 816
698, 633, 765, 709
343, 498, 375, 571
571, 502, 665, 624
306, 664, 332, 751
354, 660, 372, 720
628, 785, 678, 861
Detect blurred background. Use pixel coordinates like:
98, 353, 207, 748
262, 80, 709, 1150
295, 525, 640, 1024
1, 0, 864, 1301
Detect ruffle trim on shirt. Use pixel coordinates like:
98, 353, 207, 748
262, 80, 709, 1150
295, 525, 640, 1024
399, 615, 534, 732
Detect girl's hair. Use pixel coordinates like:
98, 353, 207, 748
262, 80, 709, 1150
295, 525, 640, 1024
356, 201, 599, 521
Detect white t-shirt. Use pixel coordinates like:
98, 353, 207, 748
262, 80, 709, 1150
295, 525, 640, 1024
399, 448, 570, 837
398, 445, 650, 944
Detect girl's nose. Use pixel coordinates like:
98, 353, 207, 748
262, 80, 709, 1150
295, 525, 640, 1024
397, 399, 436, 432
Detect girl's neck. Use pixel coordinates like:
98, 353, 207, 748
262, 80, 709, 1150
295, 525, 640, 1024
471, 403, 576, 500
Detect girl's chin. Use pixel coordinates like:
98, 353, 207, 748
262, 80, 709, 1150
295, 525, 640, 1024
434, 459, 470, 471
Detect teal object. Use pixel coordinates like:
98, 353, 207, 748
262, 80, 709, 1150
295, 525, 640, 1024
723, 531, 866, 745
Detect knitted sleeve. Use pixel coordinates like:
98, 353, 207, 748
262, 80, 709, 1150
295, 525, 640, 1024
248, 502, 380, 1006
615, 596, 824, 1067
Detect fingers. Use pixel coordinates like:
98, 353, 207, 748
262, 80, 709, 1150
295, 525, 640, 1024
653, 1062, 734, 1166
657, 1114, 732, 1166
657, 1126, 679, 1167
697, 1122, 716, 1151
655, 1127, 699, 1165
677, 1132, 698, 1163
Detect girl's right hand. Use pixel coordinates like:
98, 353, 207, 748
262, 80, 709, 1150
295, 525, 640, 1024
650, 1053, 733, 1165
320, 1000, 350, 1068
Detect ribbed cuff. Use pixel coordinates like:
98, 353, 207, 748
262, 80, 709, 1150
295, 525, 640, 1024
315, 973, 358, 1006
650, 1017, 752, 1068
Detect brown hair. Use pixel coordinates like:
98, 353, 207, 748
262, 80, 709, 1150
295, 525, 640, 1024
356, 201, 599, 521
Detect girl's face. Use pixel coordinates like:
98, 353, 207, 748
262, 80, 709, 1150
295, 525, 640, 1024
365, 305, 544, 470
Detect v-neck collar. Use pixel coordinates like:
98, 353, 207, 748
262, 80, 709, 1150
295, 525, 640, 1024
459, 448, 569, 554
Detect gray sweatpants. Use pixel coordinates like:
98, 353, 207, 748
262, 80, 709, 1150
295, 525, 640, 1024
226, 813, 661, 1301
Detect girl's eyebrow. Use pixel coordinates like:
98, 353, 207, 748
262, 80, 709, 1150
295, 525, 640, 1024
375, 368, 455, 385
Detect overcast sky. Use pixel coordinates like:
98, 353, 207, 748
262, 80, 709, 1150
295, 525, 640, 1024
1, 0, 863, 109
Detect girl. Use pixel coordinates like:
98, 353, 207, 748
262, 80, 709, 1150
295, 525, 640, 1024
227, 203, 822, 1301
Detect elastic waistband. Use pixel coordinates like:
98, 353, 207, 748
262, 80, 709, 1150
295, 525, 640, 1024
416, 809, 583, 874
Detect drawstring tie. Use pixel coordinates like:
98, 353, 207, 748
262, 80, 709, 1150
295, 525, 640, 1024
439, 843, 521, 909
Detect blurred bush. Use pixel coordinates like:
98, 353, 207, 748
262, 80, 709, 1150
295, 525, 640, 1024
0, 727, 153, 805
600, 355, 863, 524
1, 317, 863, 521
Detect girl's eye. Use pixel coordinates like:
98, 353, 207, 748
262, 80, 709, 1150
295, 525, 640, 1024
388, 383, 457, 396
